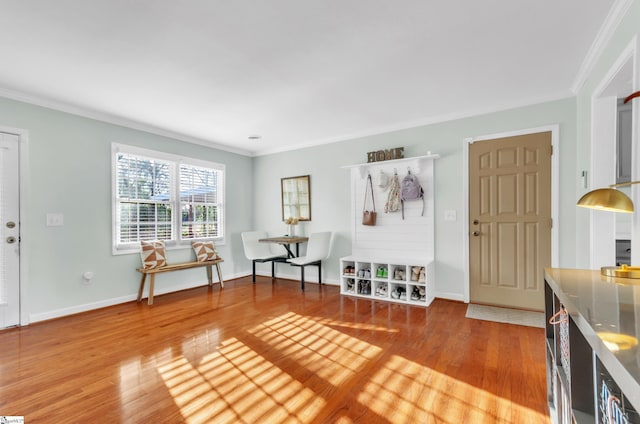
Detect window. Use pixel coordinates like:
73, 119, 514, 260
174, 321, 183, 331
112, 144, 224, 254
180, 164, 221, 239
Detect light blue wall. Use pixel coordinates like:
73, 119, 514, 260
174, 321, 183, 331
254, 98, 578, 298
0, 97, 253, 321
575, 1, 640, 268
8, 1, 639, 318
0, 86, 579, 320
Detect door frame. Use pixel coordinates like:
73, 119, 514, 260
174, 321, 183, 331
462, 125, 560, 303
588, 36, 638, 268
0, 125, 30, 326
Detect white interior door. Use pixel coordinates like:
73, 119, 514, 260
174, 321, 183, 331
0, 131, 20, 328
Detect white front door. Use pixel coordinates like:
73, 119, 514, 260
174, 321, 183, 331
0, 131, 20, 328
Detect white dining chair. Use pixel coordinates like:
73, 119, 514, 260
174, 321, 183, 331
241, 231, 288, 283
287, 231, 332, 291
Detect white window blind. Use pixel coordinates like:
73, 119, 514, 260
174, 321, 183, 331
115, 153, 173, 244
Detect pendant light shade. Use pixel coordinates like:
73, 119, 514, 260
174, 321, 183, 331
577, 188, 634, 213
578, 182, 639, 277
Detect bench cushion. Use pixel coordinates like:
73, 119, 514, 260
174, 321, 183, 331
192, 241, 219, 262
140, 240, 167, 269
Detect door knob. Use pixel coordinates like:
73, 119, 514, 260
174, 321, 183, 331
472, 231, 480, 237
6, 221, 15, 228
6, 236, 16, 244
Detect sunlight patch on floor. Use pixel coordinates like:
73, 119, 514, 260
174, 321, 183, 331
312, 317, 400, 333
247, 312, 383, 385
158, 338, 325, 423
156, 312, 382, 423
152, 311, 547, 423
357, 354, 549, 423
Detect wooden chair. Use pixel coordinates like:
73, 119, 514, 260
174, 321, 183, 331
241, 231, 288, 283
287, 232, 332, 291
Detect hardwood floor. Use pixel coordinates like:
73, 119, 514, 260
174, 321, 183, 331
0, 277, 550, 423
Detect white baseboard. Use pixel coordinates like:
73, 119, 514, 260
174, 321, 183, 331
29, 271, 246, 323
28, 270, 354, 323
30, 294, 138, 323
433, 291, 466, 302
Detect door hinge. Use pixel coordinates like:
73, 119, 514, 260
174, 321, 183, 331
550, 218, 553, 228
550, 145, 553, 156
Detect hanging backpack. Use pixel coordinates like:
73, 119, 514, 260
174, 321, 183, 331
385, 172, 401, 213
400, 171, 424, 219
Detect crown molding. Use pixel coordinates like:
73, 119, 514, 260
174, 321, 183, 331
0, 84, 574, 159
0, 87, 254, 157
571, 0, 635, 94
252, 92, 573, 157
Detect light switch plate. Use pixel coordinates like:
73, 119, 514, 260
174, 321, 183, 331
444, 210, 457, 221
46, 213, 64, 226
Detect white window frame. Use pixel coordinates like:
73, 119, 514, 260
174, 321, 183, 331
112, 143, 225, 255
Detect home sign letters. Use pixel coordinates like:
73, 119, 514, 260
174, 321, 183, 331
367, 147, 404, 163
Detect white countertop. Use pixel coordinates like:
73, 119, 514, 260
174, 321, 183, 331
545, 268, 640, 411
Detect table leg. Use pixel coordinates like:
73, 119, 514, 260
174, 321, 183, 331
215, 262, 224, 288
283, 244, 295, 258
137, 274, 147, 302
148, 274, 155, 305
206, 265, 213, 285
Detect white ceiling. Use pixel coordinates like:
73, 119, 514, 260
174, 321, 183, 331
0, 1, 618, 156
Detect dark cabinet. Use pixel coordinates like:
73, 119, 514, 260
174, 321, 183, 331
545, 283, 595, 423
545, 269, 640, 424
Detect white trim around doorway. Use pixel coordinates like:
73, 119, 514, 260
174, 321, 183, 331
588, 36, 638, 268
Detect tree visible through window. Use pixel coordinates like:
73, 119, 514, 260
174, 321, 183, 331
180, 164, 221, 239
113, 144, 224, 253
116, 154, 173, 243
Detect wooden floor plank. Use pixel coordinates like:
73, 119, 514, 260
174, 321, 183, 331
0, 277, 550, 423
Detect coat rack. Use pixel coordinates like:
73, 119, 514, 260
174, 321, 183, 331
341, 153, 439, 179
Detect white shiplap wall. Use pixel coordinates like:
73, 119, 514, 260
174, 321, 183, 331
346, 155, 437, 263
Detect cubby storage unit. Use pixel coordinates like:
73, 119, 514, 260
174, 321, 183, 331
545, 269, 640, 424
340, 257, 434, 306
341, 154, 438, 307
